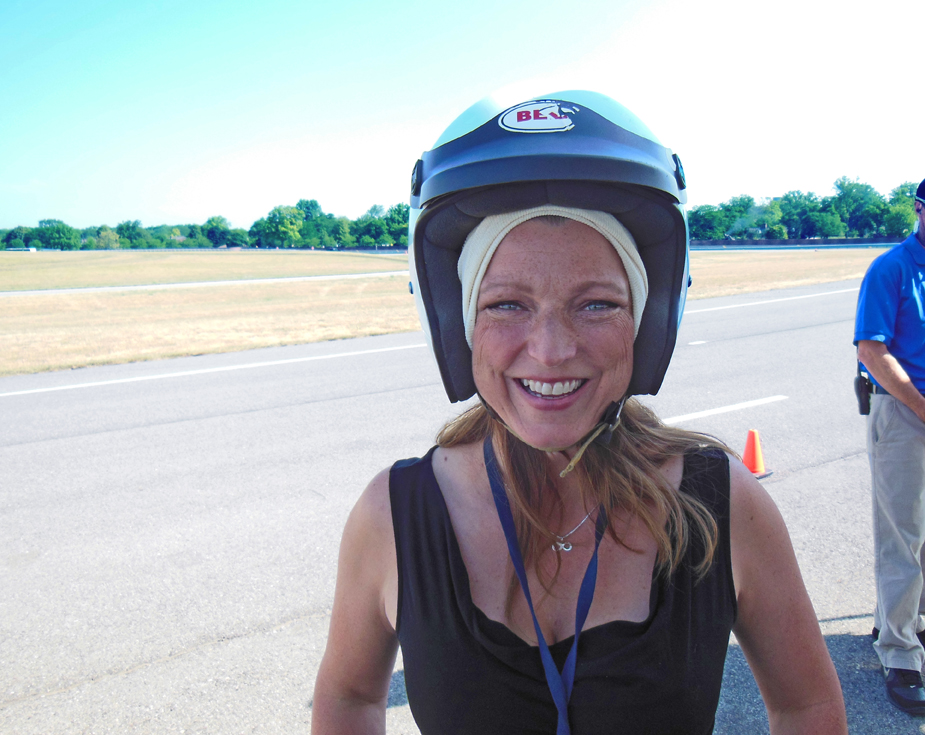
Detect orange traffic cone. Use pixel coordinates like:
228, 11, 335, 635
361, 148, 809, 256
743, 429, 772, 479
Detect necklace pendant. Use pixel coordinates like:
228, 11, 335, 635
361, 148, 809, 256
553, 540, 573, 552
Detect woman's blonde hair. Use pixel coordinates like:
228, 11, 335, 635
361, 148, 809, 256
436, 399, 733, 603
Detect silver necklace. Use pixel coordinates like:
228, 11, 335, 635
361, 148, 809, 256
552, 508, 595, 552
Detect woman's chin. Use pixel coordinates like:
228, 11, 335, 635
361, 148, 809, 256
489, 399, 605, 454
508, 426, 588, 455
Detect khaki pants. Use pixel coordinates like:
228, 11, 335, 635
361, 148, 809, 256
870, 393, 925, 670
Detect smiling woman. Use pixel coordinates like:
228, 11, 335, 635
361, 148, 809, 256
311, 89, 848, 735
471, 216, 636, 453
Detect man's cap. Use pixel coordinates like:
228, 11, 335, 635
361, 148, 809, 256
917, 178, 925, 205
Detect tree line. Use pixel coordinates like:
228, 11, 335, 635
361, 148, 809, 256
0, 199, 410, 251
1, 177, 919, 251
688, 177, 919, 241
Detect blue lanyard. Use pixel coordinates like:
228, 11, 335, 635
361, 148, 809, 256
483, 437, 607, 735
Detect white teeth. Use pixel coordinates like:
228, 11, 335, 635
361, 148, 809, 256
521, 379, 582, 397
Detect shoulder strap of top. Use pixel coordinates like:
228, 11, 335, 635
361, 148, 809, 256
388, 448, 444, 638
681, 448, 731, 520
681, 447, 736, 619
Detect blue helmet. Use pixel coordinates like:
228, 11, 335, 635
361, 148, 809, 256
409, 90, 689, 402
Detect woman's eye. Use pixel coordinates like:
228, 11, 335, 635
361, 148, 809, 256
488, 301, 521, 311
585, 301, 619, 311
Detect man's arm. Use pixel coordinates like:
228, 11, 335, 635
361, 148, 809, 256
857, 340, 925, 422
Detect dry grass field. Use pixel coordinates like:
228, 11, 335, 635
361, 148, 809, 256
0, 247, 887, 376
1, 276, 421, 376
0, 249, 408, 291
687, 248, 886, 298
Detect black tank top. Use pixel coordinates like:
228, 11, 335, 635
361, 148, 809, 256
389, 448, 736, 735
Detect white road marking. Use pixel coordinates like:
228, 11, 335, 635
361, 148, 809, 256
685, 287, 858, 314
664, 395, 788, 425
0, 343, 428, 398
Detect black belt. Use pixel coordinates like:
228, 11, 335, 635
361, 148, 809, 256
872, 385, 925, 397
870, 383, 925, 396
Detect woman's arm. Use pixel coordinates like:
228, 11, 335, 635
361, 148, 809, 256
728, 457, 847, 734
312, 469, 400, 735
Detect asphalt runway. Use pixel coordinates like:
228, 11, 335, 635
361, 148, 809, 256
0, 277, 919, 733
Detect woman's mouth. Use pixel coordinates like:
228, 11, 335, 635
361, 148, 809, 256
519, 379, 586, 397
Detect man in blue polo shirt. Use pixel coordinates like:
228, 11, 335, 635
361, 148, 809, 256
855, 178, 925, 714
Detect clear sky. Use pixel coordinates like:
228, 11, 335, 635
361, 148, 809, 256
1, 0, 921, 231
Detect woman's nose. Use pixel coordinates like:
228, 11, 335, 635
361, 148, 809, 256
526, 311, 578, 366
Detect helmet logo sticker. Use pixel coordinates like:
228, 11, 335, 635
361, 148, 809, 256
498, 100, 578, 133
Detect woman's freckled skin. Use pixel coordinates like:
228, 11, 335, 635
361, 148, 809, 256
472, 218, 634, 452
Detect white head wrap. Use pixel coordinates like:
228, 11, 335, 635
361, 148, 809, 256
457, 205, 648, 348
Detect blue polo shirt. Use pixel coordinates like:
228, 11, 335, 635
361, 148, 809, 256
855, 232, 925, 390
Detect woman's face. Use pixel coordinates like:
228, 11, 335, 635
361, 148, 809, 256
472, 217, 635, 452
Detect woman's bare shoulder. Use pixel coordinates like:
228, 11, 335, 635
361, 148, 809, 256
351, 466, 394, 534
431, 442, 485, 497
726, 453, 775, 522
353, 444, 483, 544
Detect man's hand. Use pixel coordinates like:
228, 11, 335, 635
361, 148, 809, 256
858, 340, 925, 422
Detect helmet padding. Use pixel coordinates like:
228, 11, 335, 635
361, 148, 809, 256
457, 205, 648, 345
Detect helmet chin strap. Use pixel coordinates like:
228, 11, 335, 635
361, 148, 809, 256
476, 393, 628, 479
558, 397, 627, 478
